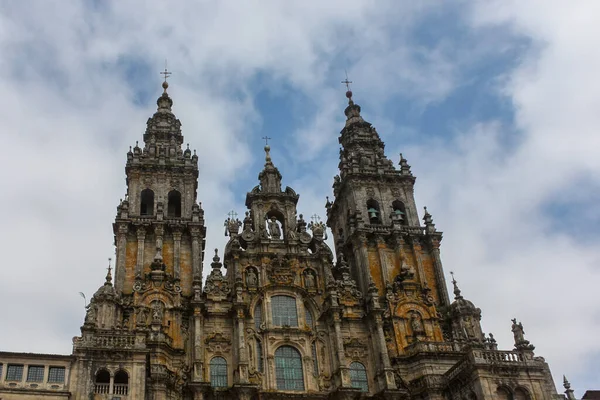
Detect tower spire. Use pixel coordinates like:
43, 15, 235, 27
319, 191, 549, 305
450, 271, 462, 299
105, 258, 113, 285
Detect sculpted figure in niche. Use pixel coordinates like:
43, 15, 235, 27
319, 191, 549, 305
268, 216, 281, 239
304, 270, 316, 289
137, 307, 148, 326
410, 312, 425, 335
152, 302, 163, 324
246, 268, 258, 288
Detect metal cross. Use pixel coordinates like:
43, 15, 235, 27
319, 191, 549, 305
450, 271, 456, 283
311, 214, 321, 224
107, 258, 112, 274
227, 210, 238, 220
341, 70, 352, 91
262, 136, 272, 146
160, 60, 172, 83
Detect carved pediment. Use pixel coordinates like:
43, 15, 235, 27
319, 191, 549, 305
205, 332, 232, 354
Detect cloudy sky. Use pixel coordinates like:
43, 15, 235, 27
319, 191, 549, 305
0, 0, 598, 393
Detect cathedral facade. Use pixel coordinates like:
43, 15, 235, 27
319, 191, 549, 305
0, 82, 563, 400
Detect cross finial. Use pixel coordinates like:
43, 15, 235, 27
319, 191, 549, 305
450, 271, 456, 283
341, 70, 352, 91
311, 214, 321, 224
227, 210, 238, 220
262, 136, 272, 146
160, 60, 172, 92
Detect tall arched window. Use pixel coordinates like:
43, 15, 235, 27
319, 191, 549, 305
254, 302, 262, 331
94, 369, 110, 394
167, 190, 181, 217
349, 362, 368, 392
114, 370, 129, 395
271, 296, 298, 327
366, 199, 381, 224
256, 340, 264, 373
275, 346, 304, 391
210, 357, 227, 388
496, 387, 512, 400
391, 200, 407, 225
140, 189, 154, 216
514, 388, 529, 400
305, 306, 314, 329
311, 342, 318, 376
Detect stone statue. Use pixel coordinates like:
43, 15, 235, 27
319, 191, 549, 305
304, 271, 315, 289
243, 211, 253, 232
297, 214, 307, 233
511, 318, 525, 344
85, 305, 96, 324
246, 268, 258, 287
137, 307, 148, 326
268, 216, 281, 239
152, 303, 163, 324
410, 312, 425, 334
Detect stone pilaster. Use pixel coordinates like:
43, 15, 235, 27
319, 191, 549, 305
135, 226, 146, 277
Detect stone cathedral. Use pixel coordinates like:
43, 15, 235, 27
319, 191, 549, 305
0, 81, 565, 400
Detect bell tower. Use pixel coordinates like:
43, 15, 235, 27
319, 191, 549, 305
71, 77, 207, 400
325, 89, 452, 386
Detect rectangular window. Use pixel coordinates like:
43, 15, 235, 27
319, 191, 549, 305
0, 363, 3, 380
6, 364, 24, 381
27, 365, 45, 382
271, 296, 298, 327
48, 366, 66, 383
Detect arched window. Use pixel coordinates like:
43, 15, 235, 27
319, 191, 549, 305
391, 200, 407, 225
366, 199, 381, 224
305, 306, 314, 328
94, 369, 110, 394
256, 340, 264, 373
114, 370, 129, 395
275, 346, 304, 391
514, 388, 529, 400
349, 362, 368, 392
254, 302, 262, 331
210, 357, 227, 388
271, 295, 298, 327
496, 387, 512, 400
140, 189, 154, 216
167, 190, 181, 217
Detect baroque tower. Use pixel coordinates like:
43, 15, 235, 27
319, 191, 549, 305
70, 79, 207, 399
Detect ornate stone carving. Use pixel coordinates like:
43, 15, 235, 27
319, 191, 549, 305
205, 332, 232, 354
343, 337, 368, 359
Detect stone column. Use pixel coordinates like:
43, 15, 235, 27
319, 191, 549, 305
351, 234, 370, 295
411, 237, 426, 287
235, 307, 249, 384
193, 309, 204, 382
375, 237, 390, 289
173, 229, 182, 279
115, 224, 128, 291
430, 237, 450, 306
191, 228, 202, 281
374, 315, 397, 389
135, 226, 146, 277
332, 312, 351, 387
